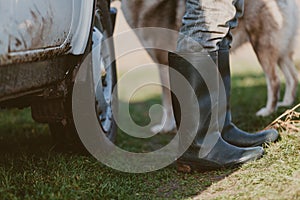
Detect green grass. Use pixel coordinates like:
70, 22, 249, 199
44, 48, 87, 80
0, 71, 300, 199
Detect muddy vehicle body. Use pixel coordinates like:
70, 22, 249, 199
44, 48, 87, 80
0, 0, 117, 147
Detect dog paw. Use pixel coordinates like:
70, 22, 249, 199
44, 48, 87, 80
256, 107, 274, 117
150, 122, 176, 134
277, 100, 293, 108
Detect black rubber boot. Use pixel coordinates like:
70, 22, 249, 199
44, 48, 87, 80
169, 52, 264, 172
218, 49, 279, 147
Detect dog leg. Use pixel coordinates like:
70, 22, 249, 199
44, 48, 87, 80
255, 52, 280, 117
277, 55, 299, 107
151, 65, 176, 134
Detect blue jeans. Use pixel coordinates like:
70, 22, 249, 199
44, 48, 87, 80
177, 0, 244, 52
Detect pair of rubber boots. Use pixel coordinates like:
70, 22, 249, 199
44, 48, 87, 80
169, 49, 278, 172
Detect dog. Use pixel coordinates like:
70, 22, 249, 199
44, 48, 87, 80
121, 0, 299, 133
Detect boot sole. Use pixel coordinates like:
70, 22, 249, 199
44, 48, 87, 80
177, 153, 263, 173
177, 159, 227, 173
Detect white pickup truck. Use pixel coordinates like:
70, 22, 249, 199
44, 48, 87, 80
0, 0, 117, 149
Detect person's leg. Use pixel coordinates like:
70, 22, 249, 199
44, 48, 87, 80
218, 49, 279, 147
177, 0, 237, 52
169, 50, 263, 171
169, 0, 278, 171
215, 0, 279, 147
177, 0, 278, 147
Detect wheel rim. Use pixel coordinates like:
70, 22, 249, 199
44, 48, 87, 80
92, 25, 114, 138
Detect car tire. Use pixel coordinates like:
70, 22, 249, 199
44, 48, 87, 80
49, 0, 117, 152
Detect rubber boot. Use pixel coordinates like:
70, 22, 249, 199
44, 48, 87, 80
169, 52, 264, 172
218, 49, 279, 147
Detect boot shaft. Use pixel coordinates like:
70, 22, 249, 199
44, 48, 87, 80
168, 51, 227, 150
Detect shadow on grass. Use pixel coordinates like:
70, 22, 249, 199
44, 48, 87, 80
0, 103, 236, 199
0, 72, 299, 199
0, 108, 52, 155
